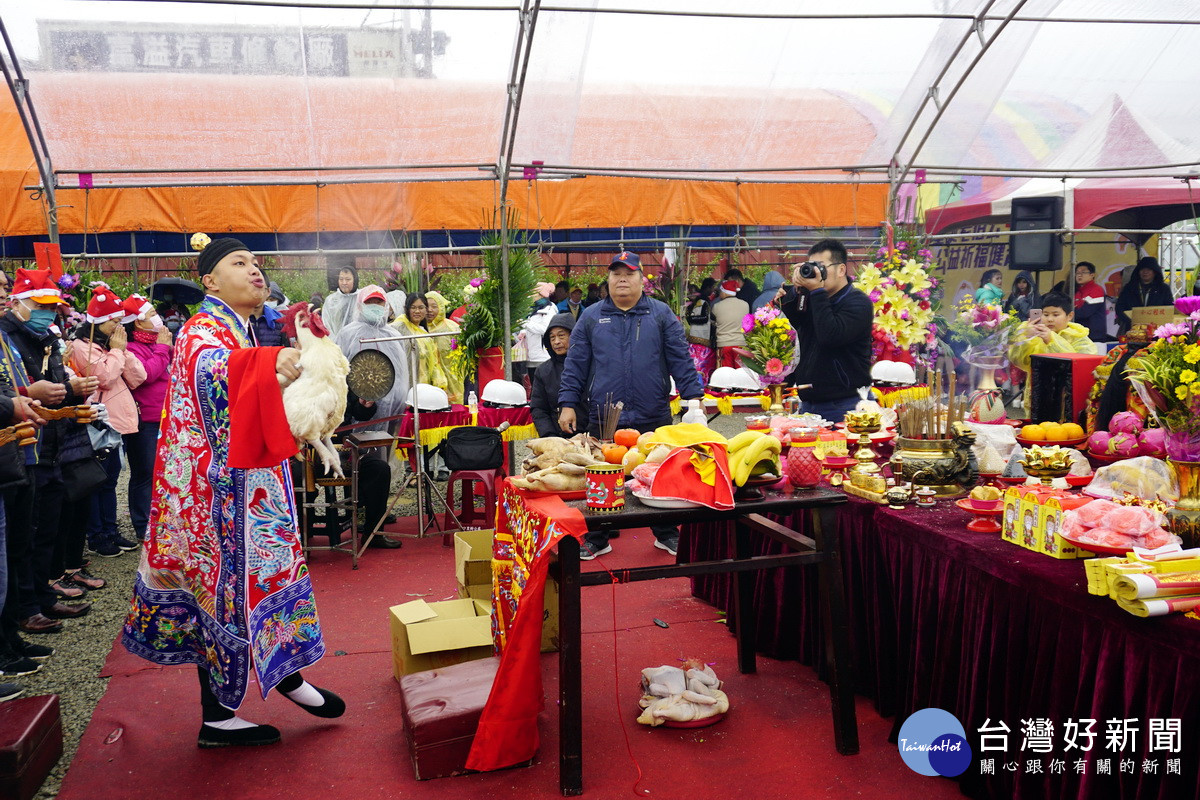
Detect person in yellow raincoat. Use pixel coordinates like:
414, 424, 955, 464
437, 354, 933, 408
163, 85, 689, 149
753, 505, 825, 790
424, 290, 463, 404
1008, 291, 1097, 411
392, 293, 449, 396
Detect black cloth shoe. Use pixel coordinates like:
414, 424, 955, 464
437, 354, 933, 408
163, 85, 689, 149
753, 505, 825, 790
115, 536, 140, 552
279, 685, 346, 719
20, 642, 53, 662
0, 657, 41, 677
43, 601, 91, 619
0, 682, 23, 702
92, 542, 122, 558
197, 723, 282, 748
367, 535, 402, 549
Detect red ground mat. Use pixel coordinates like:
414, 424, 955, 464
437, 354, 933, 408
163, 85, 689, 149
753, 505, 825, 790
61, 526, 964, 800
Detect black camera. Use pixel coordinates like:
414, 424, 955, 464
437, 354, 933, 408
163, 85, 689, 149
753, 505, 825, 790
797, 261, 827, 281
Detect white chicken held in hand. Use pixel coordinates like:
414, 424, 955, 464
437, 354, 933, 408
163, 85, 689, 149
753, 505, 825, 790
279, 303, 350, 478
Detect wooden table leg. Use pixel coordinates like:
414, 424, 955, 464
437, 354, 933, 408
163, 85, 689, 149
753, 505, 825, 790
733, 518, 758, 674
557, 535, 584, 795
814, 505, 859, 755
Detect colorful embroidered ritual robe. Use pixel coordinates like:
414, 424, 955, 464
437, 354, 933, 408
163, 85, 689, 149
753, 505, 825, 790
122, 296, 321, 708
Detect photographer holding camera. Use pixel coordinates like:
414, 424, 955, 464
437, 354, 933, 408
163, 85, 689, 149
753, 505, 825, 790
780, 238, 874, 423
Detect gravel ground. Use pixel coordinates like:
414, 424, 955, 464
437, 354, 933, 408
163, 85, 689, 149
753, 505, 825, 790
27, 411, 754, 798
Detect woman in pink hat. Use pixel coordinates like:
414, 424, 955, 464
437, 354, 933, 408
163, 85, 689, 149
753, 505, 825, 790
120, 294, 173, 543
68, 285, 146, 558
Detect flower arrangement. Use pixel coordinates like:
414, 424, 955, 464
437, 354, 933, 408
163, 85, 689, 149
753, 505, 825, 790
451, 213, 540, 380
736, 305, 799, 386
853, 244, 940, 369
946, 297, 1022, 370
1126, 296, 1200, 459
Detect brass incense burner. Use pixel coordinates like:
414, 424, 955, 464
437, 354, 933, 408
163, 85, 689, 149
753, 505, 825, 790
889, 422, 977, 498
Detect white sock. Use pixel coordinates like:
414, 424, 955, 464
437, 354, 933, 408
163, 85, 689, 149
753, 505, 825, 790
281, 680, 324, 707
204, 716, 260, 731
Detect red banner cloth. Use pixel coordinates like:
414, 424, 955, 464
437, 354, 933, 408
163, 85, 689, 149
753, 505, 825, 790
477, 405, 533, 430
397, 405, 472, 439
466, 480, 587, 772
227, 346, 299, 469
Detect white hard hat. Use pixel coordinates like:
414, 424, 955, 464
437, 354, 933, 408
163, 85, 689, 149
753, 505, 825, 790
709, 366, 760, 392
870, 360, 917, 385
480, 379, 528, 408
405, 384, 450, 412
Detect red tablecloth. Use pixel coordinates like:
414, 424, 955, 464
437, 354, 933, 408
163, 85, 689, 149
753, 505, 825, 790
683, 497, 1200, 800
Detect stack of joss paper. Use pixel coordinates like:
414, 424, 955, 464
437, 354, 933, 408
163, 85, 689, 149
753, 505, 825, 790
1085, 546, 1200, 617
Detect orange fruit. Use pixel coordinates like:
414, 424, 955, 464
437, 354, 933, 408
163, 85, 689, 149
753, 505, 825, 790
602, 444, 628, 464
1020, 425, 1046, 441
1041, 423, 1066, 441
1061, 423, 1084, 440
614, 428, 640, 448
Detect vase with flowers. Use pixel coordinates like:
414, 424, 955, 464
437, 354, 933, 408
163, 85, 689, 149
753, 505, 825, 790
947, 298, 1021, 421
1126, 295, 1200, 545
735, 305, 800, 413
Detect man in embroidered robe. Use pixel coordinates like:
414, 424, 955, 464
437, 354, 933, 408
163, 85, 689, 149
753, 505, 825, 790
122, 238, 344, 748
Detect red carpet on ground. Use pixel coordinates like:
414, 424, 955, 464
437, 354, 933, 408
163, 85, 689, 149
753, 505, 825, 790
62, 524, 965, 800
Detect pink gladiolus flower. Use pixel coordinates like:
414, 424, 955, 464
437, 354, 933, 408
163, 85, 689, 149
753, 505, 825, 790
870, 290, 882, 303
897, 241, 908, 250
469, 277, 485, 288
765, 358, 784, 376
741, 314, 755, 333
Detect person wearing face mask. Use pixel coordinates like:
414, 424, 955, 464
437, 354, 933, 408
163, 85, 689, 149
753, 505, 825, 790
334, 285, 411, 426
68, 285, 147, 559
120, 294, 173, 543
0, 269, 98, 638
424, 291, 462, 404
332, 286, 406, 547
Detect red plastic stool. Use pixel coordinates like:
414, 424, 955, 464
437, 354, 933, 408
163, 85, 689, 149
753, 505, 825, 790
444, 468, 502, 544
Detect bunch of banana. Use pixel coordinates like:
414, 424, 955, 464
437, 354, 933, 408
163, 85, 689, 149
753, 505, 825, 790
726, 430, 782, 486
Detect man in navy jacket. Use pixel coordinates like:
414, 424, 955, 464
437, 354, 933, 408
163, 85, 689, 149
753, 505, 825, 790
558, 252, 704, 559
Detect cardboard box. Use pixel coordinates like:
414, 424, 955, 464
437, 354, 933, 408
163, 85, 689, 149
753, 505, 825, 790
1001, 486, 1090, 559
1131, 306, 1179, 326
455, 572, 560, 653
389, 599, 495, 680
454, 529, 495, 588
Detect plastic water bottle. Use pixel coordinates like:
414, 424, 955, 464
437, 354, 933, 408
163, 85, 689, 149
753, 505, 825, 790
681, 398, 707, 426
467, 391, 478, 415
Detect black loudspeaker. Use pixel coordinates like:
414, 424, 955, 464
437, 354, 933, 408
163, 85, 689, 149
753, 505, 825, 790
1009, 196, 1063, 271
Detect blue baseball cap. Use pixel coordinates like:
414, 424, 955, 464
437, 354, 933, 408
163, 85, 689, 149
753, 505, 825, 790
610, 251, 641, 270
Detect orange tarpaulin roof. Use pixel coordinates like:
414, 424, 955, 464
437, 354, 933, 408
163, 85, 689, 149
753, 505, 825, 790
0, 72, 886, 237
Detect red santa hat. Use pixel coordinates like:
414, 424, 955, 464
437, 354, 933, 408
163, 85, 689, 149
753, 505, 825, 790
120, 293, 155, 324
85, 283, 125, 324
9, 268, 62, 305
720, 280, 739, 296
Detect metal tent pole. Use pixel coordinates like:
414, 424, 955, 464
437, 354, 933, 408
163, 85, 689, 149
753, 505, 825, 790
0, 20, 59, 243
